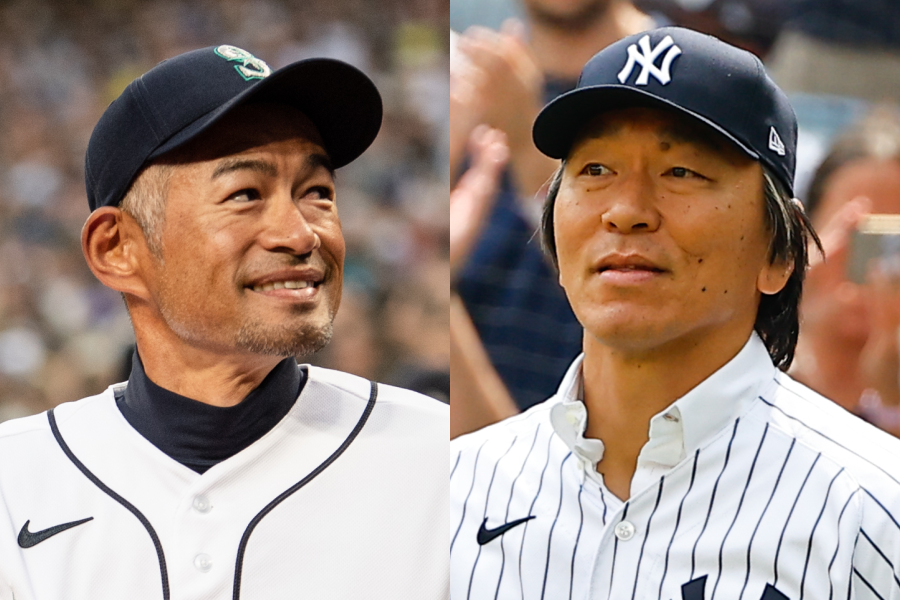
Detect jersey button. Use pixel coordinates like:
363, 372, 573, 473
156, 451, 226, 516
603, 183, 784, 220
192, 495, 211, 513
614, 520, 635, 541
194, 553, 213, 572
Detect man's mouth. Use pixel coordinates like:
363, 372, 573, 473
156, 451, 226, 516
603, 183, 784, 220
598, 265, 664, 273
250, 280, 315, 292
596, 254, 666, 274
246, 267, 326, 295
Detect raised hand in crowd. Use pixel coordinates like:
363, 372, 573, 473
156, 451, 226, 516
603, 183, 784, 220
797, 193, 900, 433
450, 125, 509, 278
455, 20, 557, 198
450, 125, 517, 437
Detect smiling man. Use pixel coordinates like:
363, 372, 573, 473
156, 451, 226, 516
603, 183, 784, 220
451, 28, 900, 599
0, 46, 447, 599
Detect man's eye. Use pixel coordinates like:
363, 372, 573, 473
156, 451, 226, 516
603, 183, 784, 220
581, 164, 611, 176
304, 186, 333, 200
669, 167, 703, 179
228, 189, 260, 202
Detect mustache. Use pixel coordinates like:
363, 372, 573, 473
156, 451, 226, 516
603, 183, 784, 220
240, 253, 336, 282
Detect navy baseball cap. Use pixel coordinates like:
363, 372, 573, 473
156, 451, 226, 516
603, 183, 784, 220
85, 45, 383, 211
533, 27, 798, 194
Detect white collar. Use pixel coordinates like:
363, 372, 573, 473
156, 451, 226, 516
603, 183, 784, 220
550, 333, 776, 474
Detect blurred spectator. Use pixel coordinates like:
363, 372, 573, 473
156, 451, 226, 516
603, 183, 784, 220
633, 0, 788, 57
767, 0, 900, 102
450, 125, 518, 437
451, 0, 522, 32
791, 106, 900, 435
0, 0, 449, 419
452, 0, 652, 411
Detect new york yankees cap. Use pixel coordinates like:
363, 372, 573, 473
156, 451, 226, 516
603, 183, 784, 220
85, 45, 383, 211
533, 27, 798, 193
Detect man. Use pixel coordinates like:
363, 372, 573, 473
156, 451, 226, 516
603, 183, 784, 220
0, 46, 448, 599
451, 27, 900, 599
452, 0, 653, 416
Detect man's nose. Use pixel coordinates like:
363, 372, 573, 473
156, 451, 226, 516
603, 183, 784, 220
258, 194, 321, 255
600, 174, 661, 233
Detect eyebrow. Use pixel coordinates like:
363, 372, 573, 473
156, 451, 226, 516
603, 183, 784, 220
211, 158, 277, 180
210, 153, 335, 181
307, 153, 336, 179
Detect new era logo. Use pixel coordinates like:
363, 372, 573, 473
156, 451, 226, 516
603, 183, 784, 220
768, 127, 786, 156
618, 34, 683, 86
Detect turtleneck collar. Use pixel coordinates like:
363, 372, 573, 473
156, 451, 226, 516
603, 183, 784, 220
116, 352, 306, 474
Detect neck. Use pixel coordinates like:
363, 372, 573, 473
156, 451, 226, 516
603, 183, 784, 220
581, 327, 751, 497
526, 0, 649, 80
790, 329, 865, 411
133, 321, 283, 408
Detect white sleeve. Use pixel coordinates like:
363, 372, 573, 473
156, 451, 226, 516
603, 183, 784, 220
853, 487, 900, 599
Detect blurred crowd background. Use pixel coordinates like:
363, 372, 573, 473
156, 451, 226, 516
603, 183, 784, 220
5, 0, 900, 435
0, 0, 449, 420
450, 0, 900, 437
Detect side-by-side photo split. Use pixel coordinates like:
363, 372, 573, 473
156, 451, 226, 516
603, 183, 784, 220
3, 0, 900, 598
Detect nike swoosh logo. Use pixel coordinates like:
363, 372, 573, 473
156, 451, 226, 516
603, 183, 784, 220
477, 515, 535, 545
18, 517, 93, 548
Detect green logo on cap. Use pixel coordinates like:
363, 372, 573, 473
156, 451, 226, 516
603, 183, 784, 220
214, 45, 272, 81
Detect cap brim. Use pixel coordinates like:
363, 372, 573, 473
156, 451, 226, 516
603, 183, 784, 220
149, 58, 383, 169
533, 85, 759, 163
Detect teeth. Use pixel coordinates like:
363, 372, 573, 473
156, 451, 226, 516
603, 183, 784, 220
252, 281, 312, 292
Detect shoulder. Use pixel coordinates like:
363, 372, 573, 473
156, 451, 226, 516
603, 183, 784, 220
451, 397, 556, 458
0, 389, 113, 450
0, 391, 117, 492
765, 375, 900, 589
305, 365, 447, 428
759, 372, 900, 500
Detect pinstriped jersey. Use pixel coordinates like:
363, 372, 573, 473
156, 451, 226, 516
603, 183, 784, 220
450, 334, 900, 600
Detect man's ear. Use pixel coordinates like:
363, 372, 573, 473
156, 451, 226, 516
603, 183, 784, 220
81, 207, 154, 301
757, 259, 794, 295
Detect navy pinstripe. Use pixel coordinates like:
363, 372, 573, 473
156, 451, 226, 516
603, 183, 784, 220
495, 426, 543, 600
691, 419, 740, 580
451, 341, 900, 600
540, 452, 572, 599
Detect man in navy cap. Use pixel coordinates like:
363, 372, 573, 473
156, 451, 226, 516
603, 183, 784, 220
451, 27, 900, 599
0, 46, 447, 599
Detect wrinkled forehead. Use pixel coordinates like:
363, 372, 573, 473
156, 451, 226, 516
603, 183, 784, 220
570, 106, 749, 162
158, 103, 327, 165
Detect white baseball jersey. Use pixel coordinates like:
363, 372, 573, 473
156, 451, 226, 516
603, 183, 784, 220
0, 366, 448, 599
451, 333, 900, 599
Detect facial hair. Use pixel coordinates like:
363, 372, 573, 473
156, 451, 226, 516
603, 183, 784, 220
235, 313, 334, 358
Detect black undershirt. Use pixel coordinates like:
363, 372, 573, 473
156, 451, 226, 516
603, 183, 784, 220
116, 352, 306, 474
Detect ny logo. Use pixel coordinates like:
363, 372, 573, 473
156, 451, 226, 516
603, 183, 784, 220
617, 34, 682, 86
680, 575, 789, 600
214, 45, 272, 81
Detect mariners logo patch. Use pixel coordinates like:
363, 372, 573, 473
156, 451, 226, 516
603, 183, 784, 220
617, 34, 682, 86
214, 45, 272, 81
